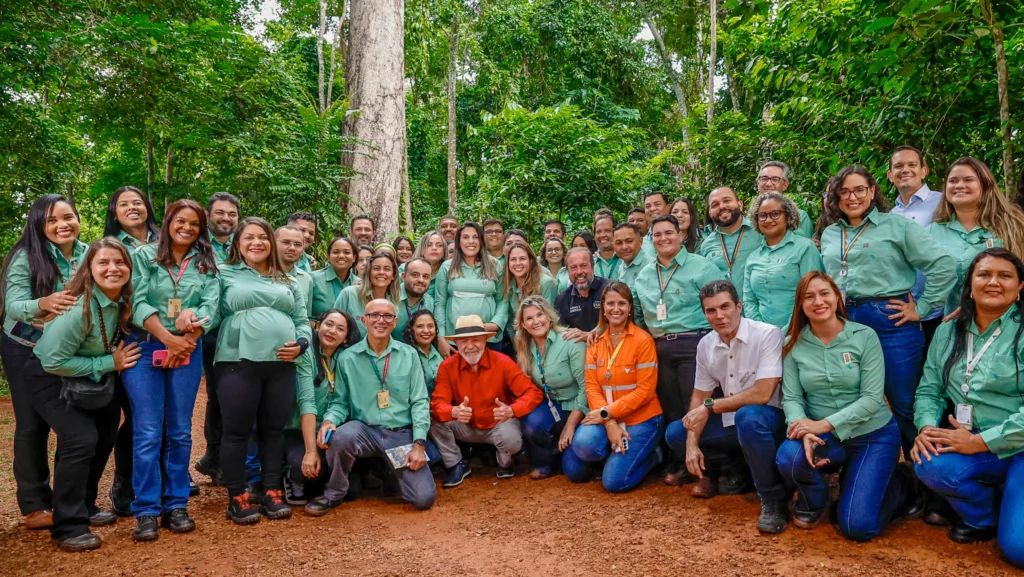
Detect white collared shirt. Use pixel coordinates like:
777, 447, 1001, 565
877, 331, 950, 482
695, 317, 784, 426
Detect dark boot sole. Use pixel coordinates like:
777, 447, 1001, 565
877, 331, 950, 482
225, 511, 261, 525
162, 521, 196, 534
443, 469, 472, 488
260, 506, 293, 520
132, 530, 159, 542
54, 537, 102, 552
792, 515, 825, 530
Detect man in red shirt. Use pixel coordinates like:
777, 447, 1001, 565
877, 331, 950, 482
430, 315, 543, 487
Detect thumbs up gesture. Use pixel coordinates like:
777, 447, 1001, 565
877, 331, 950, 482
493, 397, 514, 423
452, 396, 473, 424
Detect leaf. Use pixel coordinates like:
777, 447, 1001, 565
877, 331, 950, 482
865, 17, 897, 33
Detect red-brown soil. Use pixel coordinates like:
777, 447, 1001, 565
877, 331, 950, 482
0, 391, 1017, 576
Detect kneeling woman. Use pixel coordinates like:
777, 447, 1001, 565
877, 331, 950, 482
776, 271, 918, 541
285, 309, 360, 505
515, 295, 587, 479
122, 200, 220, 541
31, 239, 142, 551
216, 217, 312, 524
564, 281, 663, 492
913, 248, 1024, 567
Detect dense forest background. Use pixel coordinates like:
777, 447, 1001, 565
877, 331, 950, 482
2, 0, 1022, 259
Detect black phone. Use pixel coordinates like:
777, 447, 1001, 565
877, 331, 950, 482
812, 442, 828, 463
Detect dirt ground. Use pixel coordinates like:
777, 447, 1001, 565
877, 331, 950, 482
0, 391, 1018, 577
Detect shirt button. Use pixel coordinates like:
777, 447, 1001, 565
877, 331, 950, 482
729, 355, 733, 359
729, 373, 734, 378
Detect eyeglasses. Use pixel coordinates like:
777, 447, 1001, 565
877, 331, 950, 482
756, 210, 784, 222
839, 186, 872, 199
484, 230, 504, 236
757, 176, 785, 185
365, 313, 396, 322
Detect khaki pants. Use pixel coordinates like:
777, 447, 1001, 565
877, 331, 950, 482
429, 419, 523, 467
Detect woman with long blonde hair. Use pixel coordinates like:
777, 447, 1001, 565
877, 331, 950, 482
333, 251, 400, 338
502, 241, 558, 351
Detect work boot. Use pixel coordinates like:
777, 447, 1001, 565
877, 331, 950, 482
756, 499, 788, 534
133, 516, 159, 542
22, 510, 53, 530
226, 492, 260, 526
54, 531, 101, 552
161, 508, 196, 533
260, 489, 292, 520
109, 476, 133, 517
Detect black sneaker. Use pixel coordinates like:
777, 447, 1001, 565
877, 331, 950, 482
246, 481, 265, 504
718, 472, 753, 496
756, 499, 789, 534
109, 476, 133, 517
260, 489, 292, 520
442, 459, 472, 488
161, 508, 196, 533
496, 465, 515, 479
133, 516, 159, 542
88, 507, 117, 527
194, 455, 223, 486
226, 492, 261, 526
792, 507, 826, 529
189, 480, 200, 497
304, 495, 343, 517
283, 476, 308, 506
54, 531, 102, 552
949, 521, 997, 544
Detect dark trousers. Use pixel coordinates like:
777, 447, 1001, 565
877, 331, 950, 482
113, 380, 133, 483
24, 357, 119, 539
284, 428, 329, 489
2, 334, 53, 514
922, 316, 943, 351
215, 360, 295, 495
655, 333, 706, 464
201, 331, 222, 462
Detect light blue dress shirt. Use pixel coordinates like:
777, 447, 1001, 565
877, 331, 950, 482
889, 184, 943, 321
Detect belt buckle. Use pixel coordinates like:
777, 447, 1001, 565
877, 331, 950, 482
665, 332, 679, 341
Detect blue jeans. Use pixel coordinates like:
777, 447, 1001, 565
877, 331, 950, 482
917, 451, 1024, 567
565, 415, 663, 493
521, 401, 569, 472
846, 299, 924, 458
666, 405, 787, 501
121, 336, 203, 517
776, 418, 909, 541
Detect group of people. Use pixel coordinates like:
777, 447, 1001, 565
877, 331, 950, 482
2, 147, 1023, 569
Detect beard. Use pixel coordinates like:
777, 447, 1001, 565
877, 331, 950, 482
712, 207, 742, 228
458, 349, 484, 365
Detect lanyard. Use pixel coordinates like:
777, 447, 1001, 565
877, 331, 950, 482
370, 352, 392, 390
597, 255, 618, 279
533, 346, 551, 395
166, 257, 193, 297
964, 328, 1002, 396
405, 298, 424, 321
656, 263, 680, 303
840, 222, 870, 270
320, 355, 335, 393
604, 336, 627, 384
717, 228, 746, 273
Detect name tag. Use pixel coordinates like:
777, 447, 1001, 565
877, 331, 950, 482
167, 298, 182, 319
956, 403, 973, 428
842, 352, 853, 364
377, 390, 390, 409
656, 303, 667, 321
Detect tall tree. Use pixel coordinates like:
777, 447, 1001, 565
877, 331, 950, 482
341, 0, 406, 238
639, 0, 689, 139
447, 16, 458, 215
981, 0, 1014, 195
706, 0, 716, 124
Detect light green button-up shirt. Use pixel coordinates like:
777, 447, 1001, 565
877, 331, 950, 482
288, 266, 314, 319
794, 207, 815, 239
528, 330, 588, 412
416, 345, 444, 394
296, 252, 313, 274
821, 208, 956, 317
34, 286, 123, 382
699, 220, 759, 296
434, 258, 507, 344
594, 251, 621, 280
130, 244, 221, 335
632, 250, 725, 336
640, 233, 656, 259
742, 231, 823, 330
3, 240, 89, 345
394, 287, 434, 341
555, 267, 570, 293
291, 346, 336, 429
310, 266, 356, 319
915, 308, 1024, 458
616, 252, 651, 291
506, 275, 559, 340
322, 337, 431, 442
926, 218, 1002, 314
333, 285, 398, 339
214, 262, 311, 363
782, 321, 892, 441
210, 233, 232, 264
116, 229, 156, 253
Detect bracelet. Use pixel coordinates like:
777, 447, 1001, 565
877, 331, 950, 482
296, 337, 310, 353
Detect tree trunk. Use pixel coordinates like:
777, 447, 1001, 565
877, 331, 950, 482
317, 0, 328, 114
65, 181, 75, 206
340, 0, 406, 239
165, 145, 174, 186
707, 0, 717, 124
982, 0, 1015, 196
402, 145, 413, 231
327, 0, 347, 108
447, 17, 458, 215
640, 2, 688, 140
146, 134, 155, 203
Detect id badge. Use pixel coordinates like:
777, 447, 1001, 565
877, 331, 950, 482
547, 397, 562, 423
955, 403, 973, 428
167, 298, 182, 319
377, 390, 391, 409
656, 302, 667, 321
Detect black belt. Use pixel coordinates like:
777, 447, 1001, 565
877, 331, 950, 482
128, 330, 159, 343
656, 330, 709, 341
844, 293, 908, 307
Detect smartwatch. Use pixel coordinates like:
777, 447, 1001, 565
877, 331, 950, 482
600, 407, 610, 420
703, 398, 715, 414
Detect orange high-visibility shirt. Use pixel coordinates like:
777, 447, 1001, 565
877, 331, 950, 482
585, 323, 662, 426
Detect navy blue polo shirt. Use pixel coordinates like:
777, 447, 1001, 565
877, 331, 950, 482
555, 275, 610, 332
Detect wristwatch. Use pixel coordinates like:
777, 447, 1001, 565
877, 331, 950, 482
413, 439, 426, 448
600, 407, 610, 420
703, 398, 715, 414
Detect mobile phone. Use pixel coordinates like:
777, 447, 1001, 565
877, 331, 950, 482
152, 349, 190, 367
812, 442, 828, 463
324, 428, 334, 445
195, 316, 211, 326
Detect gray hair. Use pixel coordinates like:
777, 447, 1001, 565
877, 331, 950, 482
759, 160, 790, 181
748, 192, 801, 234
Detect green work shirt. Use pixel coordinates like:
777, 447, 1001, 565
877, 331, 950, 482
926, 218, 1002, 315
640, 233, 656, 259
698, 220, 759, 295
116, 229, 156, 253
322, 336, 431, 442
416, 345, 444, 394
555, 267, 570, 293
210, 234, 232, 264
130, 244, 221, 335
394, 288, 434, 341
434, 258, 507, 344
332, 285, 398, 339
821, 208, 956, 317
506, 275, 559, 341
310, 266, 356, 319
616, 253, 651, 291
741, 231, 823, 330
3, 240, 89, 345
288, 266, 314, 319
794, 207, 815, 239
594, 252, 621, 280
297, 252, 313, 274
632, 250, 725, 336
214, 262, 311, 363
782, 321, 892, 441
915, 309, 1024, 458
34, 286, 123, 382
291, 346, 335, 430
528, 331, 588, 413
